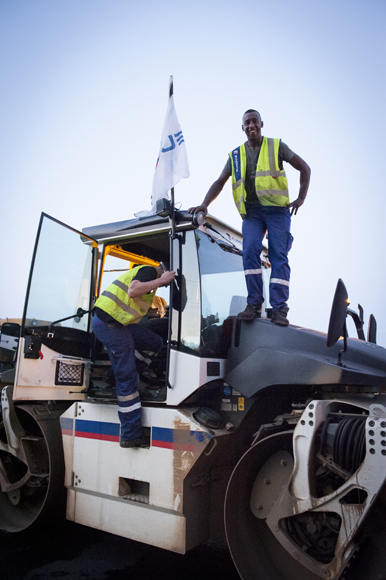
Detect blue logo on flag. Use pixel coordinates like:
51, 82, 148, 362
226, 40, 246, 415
162, 136, 175, 152
161, 132, 185, 153
174, 131, 185, 145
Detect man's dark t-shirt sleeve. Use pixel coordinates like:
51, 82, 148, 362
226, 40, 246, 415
132, 266, 157, 284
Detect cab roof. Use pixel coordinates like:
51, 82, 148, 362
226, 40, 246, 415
82, 210, 242, 245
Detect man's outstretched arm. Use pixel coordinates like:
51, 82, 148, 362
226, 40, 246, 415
286, 154, 311, 216
129, 271, 175, 298
188, 171, 230, 215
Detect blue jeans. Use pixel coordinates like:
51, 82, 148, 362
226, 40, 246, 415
92, 314, 163, 440
242, 205, 293, 311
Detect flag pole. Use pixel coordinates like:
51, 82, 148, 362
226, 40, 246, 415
170, 186, 176, 240
169, 77, 176, 241
167, 78, 175, 389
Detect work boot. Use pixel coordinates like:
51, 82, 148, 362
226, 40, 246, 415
237, 304, 262, 320
120, 429, 150, 448
271, 307, 289, 327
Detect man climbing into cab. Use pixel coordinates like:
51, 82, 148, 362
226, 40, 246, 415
189, 109, 310, 326
92, 264, 175, 448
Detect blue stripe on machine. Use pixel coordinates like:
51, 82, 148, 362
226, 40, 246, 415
61, 420, 212, 448
75, 419, 120, 441
60, 417, 74, 435
152, 426, 212, 450
152, 426, 173, 443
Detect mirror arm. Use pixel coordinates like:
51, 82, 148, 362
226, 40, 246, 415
337, 322, 348, 367
347, 308, 366, 341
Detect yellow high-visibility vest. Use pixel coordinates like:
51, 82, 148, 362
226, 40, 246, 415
229, 138, 289, 217
94, 266, 157, 326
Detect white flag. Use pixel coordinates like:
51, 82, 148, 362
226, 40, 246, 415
151, 76, 189, 211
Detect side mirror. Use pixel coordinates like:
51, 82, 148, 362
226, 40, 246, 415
327, 279, 349, 348
172, 273, 187, 313
0, 322, 21, 364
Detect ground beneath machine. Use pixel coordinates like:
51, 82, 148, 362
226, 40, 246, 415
0, 520, 240, 580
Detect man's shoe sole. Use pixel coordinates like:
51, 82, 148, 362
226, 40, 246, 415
237, 313, 261, 321
271, 318, 289, 327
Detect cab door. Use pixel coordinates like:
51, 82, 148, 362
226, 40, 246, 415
13, 213, 98, 401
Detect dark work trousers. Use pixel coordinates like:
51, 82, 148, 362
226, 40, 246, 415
242, 205, 293, 311
92, 314, 163, 441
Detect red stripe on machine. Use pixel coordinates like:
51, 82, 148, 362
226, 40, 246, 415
75, 431, 120, 442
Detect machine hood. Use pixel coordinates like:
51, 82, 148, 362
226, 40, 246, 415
225, 318, 386, 398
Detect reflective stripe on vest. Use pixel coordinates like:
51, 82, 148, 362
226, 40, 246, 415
229, 138, 289, 217
94, 266, 156, 326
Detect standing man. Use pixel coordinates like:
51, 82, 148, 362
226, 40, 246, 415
189, 109, 310, 326
92, 264, 175, 447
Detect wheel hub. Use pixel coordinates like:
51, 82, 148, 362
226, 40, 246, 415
250, 450, 293, 519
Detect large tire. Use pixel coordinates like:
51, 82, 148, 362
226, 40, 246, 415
0, 390, 65, 533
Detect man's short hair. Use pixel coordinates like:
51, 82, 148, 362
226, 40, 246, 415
243, 109, 261, 118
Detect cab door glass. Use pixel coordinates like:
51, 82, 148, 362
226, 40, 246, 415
24, 214, 95, 332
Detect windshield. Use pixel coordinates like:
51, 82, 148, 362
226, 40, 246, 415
24, 215, 95, 332
196, 229, 246, 358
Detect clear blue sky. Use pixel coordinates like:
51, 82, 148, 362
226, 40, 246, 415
1, 0, 385, 346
